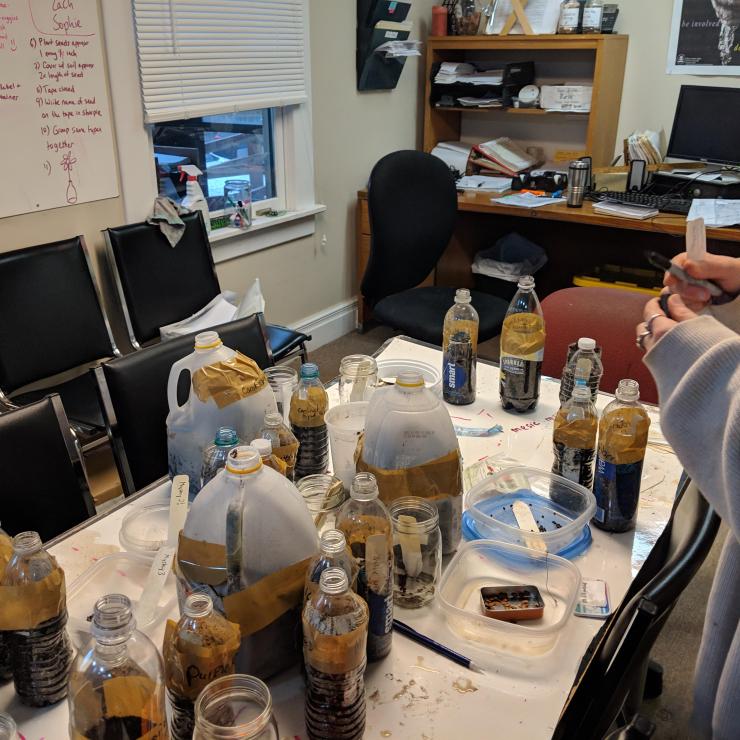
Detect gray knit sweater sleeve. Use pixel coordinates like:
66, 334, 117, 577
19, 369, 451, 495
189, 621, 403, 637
643, 315, 740, 527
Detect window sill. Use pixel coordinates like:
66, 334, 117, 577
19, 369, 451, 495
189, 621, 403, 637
210, 205, 326, 264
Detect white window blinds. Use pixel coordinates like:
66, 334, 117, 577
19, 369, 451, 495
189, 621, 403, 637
133, 0, 308, 123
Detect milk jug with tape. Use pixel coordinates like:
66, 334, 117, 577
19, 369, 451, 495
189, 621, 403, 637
166, 331, 277, 498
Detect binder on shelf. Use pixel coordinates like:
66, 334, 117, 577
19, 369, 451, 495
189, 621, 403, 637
357, 0, 415, 91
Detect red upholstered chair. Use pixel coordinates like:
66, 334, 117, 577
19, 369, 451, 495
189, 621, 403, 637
541, 287, 658, 405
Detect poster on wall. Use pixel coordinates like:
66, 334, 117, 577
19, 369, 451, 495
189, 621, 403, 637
667, 0, 740, 74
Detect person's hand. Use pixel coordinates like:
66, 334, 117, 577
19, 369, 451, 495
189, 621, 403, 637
636, 293, 698, 352
663, 253, 740, 311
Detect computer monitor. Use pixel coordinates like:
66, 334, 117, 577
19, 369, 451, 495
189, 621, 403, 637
667, 85, 740, 168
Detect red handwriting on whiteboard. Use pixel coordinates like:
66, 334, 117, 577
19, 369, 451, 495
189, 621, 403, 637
28, 0, 94, 38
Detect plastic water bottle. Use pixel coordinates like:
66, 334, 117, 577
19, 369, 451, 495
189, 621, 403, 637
259, 411, 299, 481
559, 337, 604, 403
499, 276, 546, 412
303, 568, 368, 740
304, 529, 358, 603
290, 363, 330, 479
337, 473, 393, 662
593, 380, 651, 532
552, 383, 598, 489
201, 427, 240, 487
442, 288, 479, 405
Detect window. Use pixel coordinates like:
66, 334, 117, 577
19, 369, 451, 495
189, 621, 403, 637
153, 109, 277, 211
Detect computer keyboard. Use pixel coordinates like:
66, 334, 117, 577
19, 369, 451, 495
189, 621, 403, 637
589, 191, 693, 215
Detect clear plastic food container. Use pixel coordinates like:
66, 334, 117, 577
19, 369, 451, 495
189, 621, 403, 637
437, 539, 581, 656
463, 466, 596, 558
376, 358, 442, 395
119, 503, 176, 559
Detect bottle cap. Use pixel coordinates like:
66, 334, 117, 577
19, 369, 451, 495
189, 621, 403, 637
195, 331, 222, 350
395, 371, 424, 389
250, 438, 272, 456
214, 427, 239, 447
454, 288, 472, 304
319, 567, 349, 595
184, 592, 213, 620
319, 529, 348, 555
300, 362, 320, 380
350, 472, 379, 501
263, 411, 284, 427
517, 275, 535, 291
616, 379, 640, 402
225, 446, 262, 475
577, 337, 596, 351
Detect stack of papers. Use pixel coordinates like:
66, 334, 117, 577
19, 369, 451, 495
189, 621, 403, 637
472, 137, 537, 177
456, 70, 504, 85
457, 96, 503, 108
457, 175, 511, 192
430, 141, 471, 177
435, 62, 475, 84
593, 201, 658, 220
376, 40, 422, 58
627, 130, 662, 164
492, 193, 566, 208
687, 199, 740, 228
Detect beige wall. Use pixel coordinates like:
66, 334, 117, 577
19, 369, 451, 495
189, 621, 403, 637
216, 0, 435, 326
616, 0, 740, 157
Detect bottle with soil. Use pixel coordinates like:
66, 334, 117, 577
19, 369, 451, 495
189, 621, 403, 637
250, 438, 288, 476
442, 288, 479, 405
552, 384, 598, 488
0, 523, 12, 682
593, 379, 651, 532
67, 593, 166, 739
499, 276, 546, 413
305, 529, 358, 603
259, 411, 299, 481
290, 363, 330, 479
303, 568, 369, 740
337, 473, 393, 662
1, 530, 71, 706
163, 592, 241, 740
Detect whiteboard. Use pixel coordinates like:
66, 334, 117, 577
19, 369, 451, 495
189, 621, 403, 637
0, 0, 119, 218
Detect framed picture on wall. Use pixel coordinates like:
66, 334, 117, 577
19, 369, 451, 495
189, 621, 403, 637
667, 0, 740, 74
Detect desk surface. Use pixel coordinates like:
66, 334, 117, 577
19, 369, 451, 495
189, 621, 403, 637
1, 337, 683, 739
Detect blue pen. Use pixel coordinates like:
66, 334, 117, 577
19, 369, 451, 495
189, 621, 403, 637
392, 619, 484, 673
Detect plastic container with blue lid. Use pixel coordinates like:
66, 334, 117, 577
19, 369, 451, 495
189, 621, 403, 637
463, 466, 596, 559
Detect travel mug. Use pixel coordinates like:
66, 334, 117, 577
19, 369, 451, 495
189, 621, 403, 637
567, 160, 590, 208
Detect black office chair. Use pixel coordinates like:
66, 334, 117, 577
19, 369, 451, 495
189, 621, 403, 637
95, 313, 273, 497
362, 150, 509, 345
0, 395, 95, 541
0, 237, 120, 441
104, 212, 311, 362
553, 479, 720, 740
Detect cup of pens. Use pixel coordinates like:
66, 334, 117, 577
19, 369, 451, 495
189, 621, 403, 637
224, 179, 252, 228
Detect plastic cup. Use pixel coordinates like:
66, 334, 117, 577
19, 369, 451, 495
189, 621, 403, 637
324, 402, 368, 492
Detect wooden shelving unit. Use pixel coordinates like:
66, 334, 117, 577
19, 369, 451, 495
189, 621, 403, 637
423, 34, 629, 167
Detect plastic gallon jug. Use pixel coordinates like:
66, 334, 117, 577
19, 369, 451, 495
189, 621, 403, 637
166, 331, 277, 498
176, 447, 318, 679
358, 371, 462, 554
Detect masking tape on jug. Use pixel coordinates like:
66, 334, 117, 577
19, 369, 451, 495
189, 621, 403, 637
0, 566, 66, 631
192, 351, 268, 409
177, 532, 228, 587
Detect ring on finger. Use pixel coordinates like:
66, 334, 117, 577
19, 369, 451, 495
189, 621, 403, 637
645, 313, 663, 334
636, 328, 651, 350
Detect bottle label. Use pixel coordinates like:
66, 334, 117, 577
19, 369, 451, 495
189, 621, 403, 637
593, 456, 645, 528
582, 8, 603, 28
367, 589, 393, 637
363, 533, 392, 637
560, 8, 580, 27
500, 350, 544, 372
444, 360, 468, 391
553, 442, 595, 489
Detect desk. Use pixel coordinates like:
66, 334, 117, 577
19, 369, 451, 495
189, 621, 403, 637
1, 336, 682, 740
356, 190, 740, 326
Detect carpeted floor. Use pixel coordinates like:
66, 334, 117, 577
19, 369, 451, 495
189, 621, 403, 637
303, 326, 722, 739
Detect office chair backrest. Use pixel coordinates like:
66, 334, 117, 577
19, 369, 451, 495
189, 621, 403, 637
105, 212, 221, 347
96, 313, 273, 496
0, 395, 95, 541
363, 150, 457, 303
0, 237, 117, 393
554, 480, 719, 740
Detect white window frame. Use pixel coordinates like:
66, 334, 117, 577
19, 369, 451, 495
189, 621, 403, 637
102, 1, 322, 259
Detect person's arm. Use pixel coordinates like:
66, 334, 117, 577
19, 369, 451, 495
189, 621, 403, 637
643, 314, 740, 532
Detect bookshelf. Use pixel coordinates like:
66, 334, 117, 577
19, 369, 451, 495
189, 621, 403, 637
423, 34, 629, 167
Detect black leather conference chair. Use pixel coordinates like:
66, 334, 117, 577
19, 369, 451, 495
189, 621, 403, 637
553, 479, 720, 740
0, 237, 120, 441
0, 395, 95, 541
104, 212, 311, 362
362, 150, 509, 345
94, 313, 273, 497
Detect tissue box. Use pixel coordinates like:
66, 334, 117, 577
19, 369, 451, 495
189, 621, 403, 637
540, 85, 592, 112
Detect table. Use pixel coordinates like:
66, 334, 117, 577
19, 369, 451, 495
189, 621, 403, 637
1, 337, 683, 739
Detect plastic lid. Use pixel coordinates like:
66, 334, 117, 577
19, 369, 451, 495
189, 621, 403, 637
616, 378, 640, 402
319, 529, 348, 555
320, 567, 349, 595
455, 288, 472, 304
395, 370, 424, 389
250, 438, 272, 456
194, 331, 222, 350
350, 472, 379, 501
225, 446, 262, 475
517, 275, 535, 291
120, 504, 170, 554
300, 362, 320, 379
577, 337, 596, 351
214, 427, 239, 447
